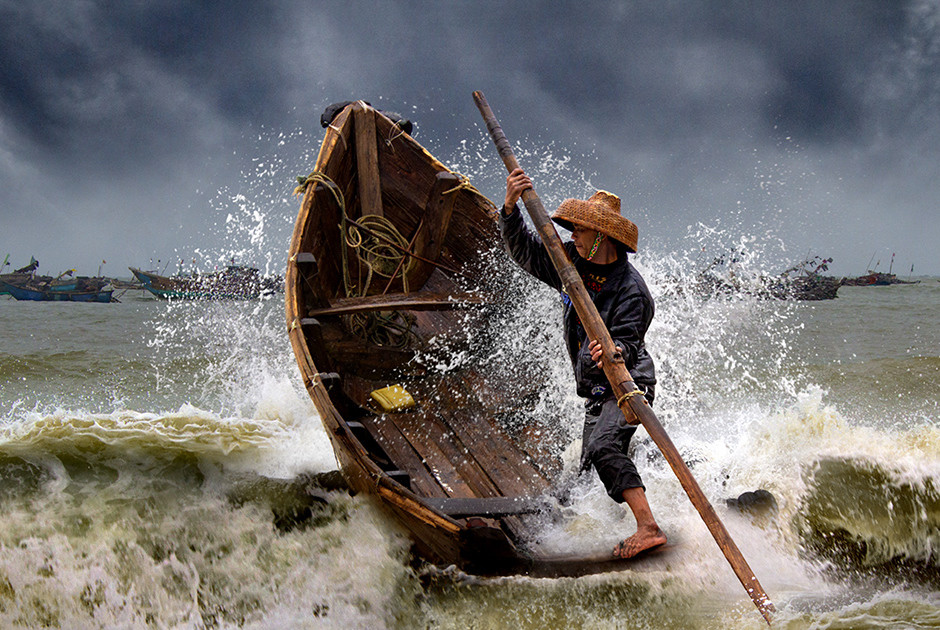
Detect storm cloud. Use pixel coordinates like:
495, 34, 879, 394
1, 0, 937, 277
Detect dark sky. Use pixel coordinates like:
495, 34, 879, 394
1, 1, 937, 278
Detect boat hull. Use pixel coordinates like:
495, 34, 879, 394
0, 280, 113, 302
129, 266, 275, 300
284, 102, 656, 577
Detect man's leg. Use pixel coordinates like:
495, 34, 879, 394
614, 486, 667, 559
584, 399, 667, 559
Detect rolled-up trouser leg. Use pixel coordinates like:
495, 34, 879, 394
581, 398, 643, 502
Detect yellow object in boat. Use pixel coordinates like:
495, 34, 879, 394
370, 384, 415, 412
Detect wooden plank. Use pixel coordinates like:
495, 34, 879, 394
309, 322, 417, 377
424, 496, 552, 518
359, 415, 446, 498
395, 410, 502, 500
300, 118, 354, 301
298, 316, 335, 374
378, 374, 547, 500
426, 171, 460, 261
354, 104, 383, 217
406, 171, 461, 288
446, 413, 545, 498
441, 379, 550, 498
430, 407, 537, 542
375, 484, 461, 535
348, 374, 539, 511
458, 369, 565, 478
392, 410, 476, 499
369, 374, 550, 543
454, 370, 563, 480
522, 544, 677, 579
408, 269, 469, 344
305, 291, 486, 317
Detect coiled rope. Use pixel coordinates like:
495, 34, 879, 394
294, 171, 417, 348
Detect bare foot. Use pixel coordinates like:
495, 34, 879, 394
612, 526, 667, 559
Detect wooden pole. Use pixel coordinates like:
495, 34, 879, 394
473, 91, 775, 625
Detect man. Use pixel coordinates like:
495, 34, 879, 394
500, 168, 666, 559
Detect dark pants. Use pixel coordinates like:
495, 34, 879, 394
580, 397, 644, 503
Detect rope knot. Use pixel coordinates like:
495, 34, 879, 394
616, 388, 645, 409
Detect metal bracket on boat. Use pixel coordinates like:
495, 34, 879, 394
291, 252, 322, 302
292, 252, 317, 266
316, 372, 341, 392
290, 252, 318, 273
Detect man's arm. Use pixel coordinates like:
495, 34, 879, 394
498, 168, 563, 290
504, 168, 531, 214
587, 293, 650, 371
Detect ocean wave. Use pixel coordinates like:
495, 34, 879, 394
0, 467, 411, 629
728, 387, 940, 585
0, 407, 289, 456
800, 453, 940, 586
0, 398, 337, 479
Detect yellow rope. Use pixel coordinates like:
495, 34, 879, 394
384, 122, 407, 148
342, 214, 415, 294
442, 174, 474, 196
292, 170, 418, 348
292, 162, 497, 349
617, 388, 645, 409
445, 172, 499, 215
293, 171, 346, 203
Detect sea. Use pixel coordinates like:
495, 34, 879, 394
1, 266, 937, 629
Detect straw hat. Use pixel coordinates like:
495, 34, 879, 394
552, 191, 638, 253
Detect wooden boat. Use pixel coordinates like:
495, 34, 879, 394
0, 279, 114, 302
763, 256, 842, 300
129, 265, 278, 299
0, 273, 33, 295
1, 258, 41, 295
285, 101, 664, 577
767, 274, 844, 300
845, 254, 919, 286
843, 271, 918, 286
686, 253, 843, 301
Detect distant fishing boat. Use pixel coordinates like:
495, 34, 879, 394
0, 280, 114, 303
843, 272, 918, 286
47, 275, 79, 292
764, 256, 843, 300
845, 253, 920, 286
0, 273, 32, 295
129, 265, 279, 300
689, 254, 844, 300
1, 256, 41, 295
285, 101, 670, 577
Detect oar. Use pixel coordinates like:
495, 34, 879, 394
473, 91, 775, 625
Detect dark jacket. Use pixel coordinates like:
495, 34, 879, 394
499, 204, 656, 403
